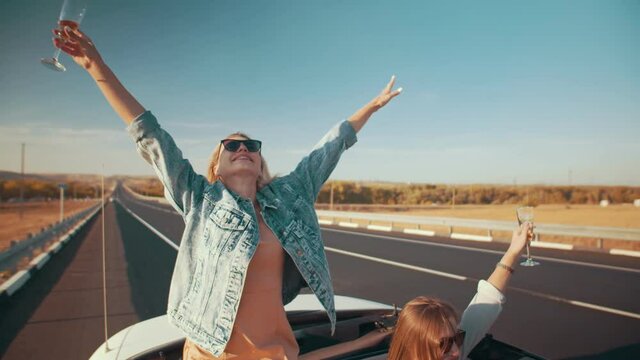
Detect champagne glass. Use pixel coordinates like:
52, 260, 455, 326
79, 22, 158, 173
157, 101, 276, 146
41, 0, 88, 72
516, 206, 540, 267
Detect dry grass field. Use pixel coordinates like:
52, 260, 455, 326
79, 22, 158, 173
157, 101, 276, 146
380, 204, 639, 227
0, 200, 99, 252
323, 204, 640, 251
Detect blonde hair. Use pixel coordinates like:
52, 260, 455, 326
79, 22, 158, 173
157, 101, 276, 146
206, 132, 273, 188
387, 296, 459, 360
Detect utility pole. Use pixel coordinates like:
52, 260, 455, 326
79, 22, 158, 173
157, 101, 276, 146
19, 143, 25, 201
58, 183, 67, 222
329, 182, 334, 210
451, 185, 456, 209
101, 165, 110, 351
19, 143, 25, 219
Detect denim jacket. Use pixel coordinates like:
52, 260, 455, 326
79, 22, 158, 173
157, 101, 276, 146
127, 111, 357, 356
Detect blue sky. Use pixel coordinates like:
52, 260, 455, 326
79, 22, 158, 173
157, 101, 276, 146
1, 0, 638, 185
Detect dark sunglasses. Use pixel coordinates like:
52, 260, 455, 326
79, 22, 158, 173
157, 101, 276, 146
221, 139, 262, 153
439, 329, 465, 354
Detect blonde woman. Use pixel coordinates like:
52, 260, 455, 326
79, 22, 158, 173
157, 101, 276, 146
54, 27, 401, 359
388, 222, 533, 360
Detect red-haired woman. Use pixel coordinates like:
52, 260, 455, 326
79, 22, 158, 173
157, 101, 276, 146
388, 222, 533, 360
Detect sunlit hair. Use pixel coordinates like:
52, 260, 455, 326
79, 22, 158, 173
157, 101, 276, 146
206, 132, 273, 188
388, 296, 459, 360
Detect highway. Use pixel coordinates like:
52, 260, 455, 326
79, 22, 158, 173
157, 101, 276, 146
115, 185, 640, 359
1, 184, 639, 359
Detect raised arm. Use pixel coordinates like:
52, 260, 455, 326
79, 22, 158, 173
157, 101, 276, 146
487, 222, 531, 292
54, 27, 207, 216
54, 27, 145, 124
289, 76, 402, 201
458, 222, 532, 357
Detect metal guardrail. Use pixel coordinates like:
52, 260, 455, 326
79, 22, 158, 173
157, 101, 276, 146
0, 204, 102, 298
316, 210, 640, 242
0, 203, 101, 273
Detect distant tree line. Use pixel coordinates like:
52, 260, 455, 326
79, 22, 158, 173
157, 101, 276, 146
126, 178, 165, 197
316, 181, 640, 206
0, 179, 99, 201
122, 177, 640, 206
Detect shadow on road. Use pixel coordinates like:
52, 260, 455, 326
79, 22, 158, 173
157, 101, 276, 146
114, 201, 176, 320
0, 216, 96, 358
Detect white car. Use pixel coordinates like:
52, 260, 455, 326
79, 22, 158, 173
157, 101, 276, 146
89, 294, 545, 360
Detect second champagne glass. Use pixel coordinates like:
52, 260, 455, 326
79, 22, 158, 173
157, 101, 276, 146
516, 206, 540, 267
41, 0, 88, 72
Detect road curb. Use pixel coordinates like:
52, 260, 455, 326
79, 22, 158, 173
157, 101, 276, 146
609, 248, 640, 258
403, 228, 436, 236
531, 241, 574, 250
451, 233, 493, 242
0, 270, 31, 298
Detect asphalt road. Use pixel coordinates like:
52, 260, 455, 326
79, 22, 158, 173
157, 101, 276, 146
114, 185, 640, 359
2, 184, 638, 359
0, 202, 140, 360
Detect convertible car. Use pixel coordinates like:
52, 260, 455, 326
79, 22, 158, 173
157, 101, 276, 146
89, 294, 545, 360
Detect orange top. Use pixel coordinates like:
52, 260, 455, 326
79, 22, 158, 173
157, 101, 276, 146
190, 211, 299, 360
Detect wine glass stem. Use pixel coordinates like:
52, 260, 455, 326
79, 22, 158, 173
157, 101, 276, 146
526, 243, 531, 259
53, 48, 62, 61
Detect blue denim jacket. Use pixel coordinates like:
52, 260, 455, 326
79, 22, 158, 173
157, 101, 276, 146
127, 111, 357, 356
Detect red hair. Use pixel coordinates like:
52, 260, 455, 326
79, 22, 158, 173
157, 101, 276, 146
388, 296, 459, 360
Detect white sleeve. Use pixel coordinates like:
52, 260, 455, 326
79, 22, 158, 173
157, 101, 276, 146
459, 280, 506, 359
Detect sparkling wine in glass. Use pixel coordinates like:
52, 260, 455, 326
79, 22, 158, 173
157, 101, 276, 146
41, 0, 88, 72
516, 206, 540, 267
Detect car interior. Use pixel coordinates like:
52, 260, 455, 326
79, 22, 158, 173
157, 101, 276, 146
131, 308, 397, 360
130, 307, 545, 360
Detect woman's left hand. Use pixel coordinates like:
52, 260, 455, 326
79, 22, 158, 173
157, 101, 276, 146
348, 75, 402, 133
370, 75, 403, 111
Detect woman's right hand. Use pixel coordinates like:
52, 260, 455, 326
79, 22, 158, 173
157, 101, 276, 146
53, 27, 103, 71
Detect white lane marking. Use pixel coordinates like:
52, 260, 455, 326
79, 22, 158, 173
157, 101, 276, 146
508, 286, 640, 321
568, 300, 640, 320
117, 198, 640, 321
116, 198, 640, 274
325, 246, 468, 281
531, 241, 573, 250
117, 199, 179, 251
450, 233, 492, 242
323, 227, 640, 274
609, 249, 640, 258
367, 225, 392, 232
403, 228, 436, 236
326, 245, 640, 320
